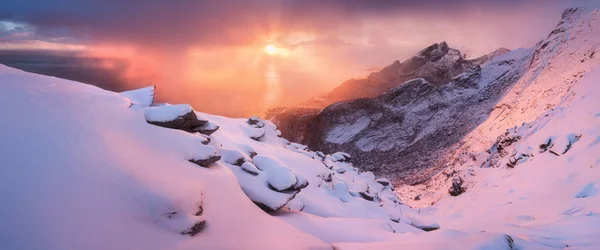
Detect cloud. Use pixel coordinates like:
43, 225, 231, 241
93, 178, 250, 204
0, 0, 597, 117
0, 0, 592, 49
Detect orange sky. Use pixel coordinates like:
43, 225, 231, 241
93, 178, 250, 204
1, 0, 597, 116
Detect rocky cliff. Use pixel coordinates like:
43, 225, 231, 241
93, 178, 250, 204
270, 43, 509, 144
274, 7, 599, 190
305, 49, 533, 185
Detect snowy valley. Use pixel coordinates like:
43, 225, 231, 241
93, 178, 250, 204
0, 6, 599, 250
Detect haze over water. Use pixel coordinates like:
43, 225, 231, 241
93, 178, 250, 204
0, 0, 593, 117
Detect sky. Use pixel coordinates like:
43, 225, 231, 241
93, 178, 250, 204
0, 0, 597, 117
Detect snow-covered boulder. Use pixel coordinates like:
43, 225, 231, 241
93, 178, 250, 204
220, 149, 249, 166
247, 116, 265, 127
144, 104, 207, 132
186, 144, 221, 167
193, 121, 220, 135
331, 152, 352, 163
253, 156, 305, 192
240, 162, 261, 176
0, 64, 332, 249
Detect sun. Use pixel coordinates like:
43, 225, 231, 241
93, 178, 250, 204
265, 44, 277, 55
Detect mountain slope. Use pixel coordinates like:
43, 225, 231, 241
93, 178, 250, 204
269, 43, 509, 143
306, 49, 532, 185
275, 7, 600, 189
1, 7, 599, 250
397, 6, 600, 204
3, 59, 599, 249
0, 65, 333, 250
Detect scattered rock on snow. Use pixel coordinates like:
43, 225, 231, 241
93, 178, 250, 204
449, 177, 466, 196
247, 116, 265, 128
376, 178, 391, 186
181, 220, 207, 236
359, 191, 375, 201
331, 152, 352, 163
539, 136, 555, 153
248, 128, 267, 141
550, 133, 582, 155
144, 104, 208, 132
195, 133, 211, 145
193, 121, 219, 135
221, 149, 247, 166
240, 162, 261, 175
187, 145, 221, 167
254, 156, 302, 192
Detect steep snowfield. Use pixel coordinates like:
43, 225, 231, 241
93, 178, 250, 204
389, 7, 600, 249
0, 63, 545, 250
0, 65, 334, 250
0, 64, 439, 249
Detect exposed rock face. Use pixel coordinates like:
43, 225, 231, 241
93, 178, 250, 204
384, 7, 600, 206
270, 43, 510, 146
268, 107, 320, 143
314, 42, 474, 106
302, 48, 533, 185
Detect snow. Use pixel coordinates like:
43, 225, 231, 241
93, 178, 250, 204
184, 143, 220, 165
220, 148, 249, 165
395, 7, 600, 249
575, 182, 597, 198
120, 86, 155, 108
2, 6, 600, 250
240, 161, 261, 175
334, 230, 515, 250
253, 155, 299, 191
0, 65, 330, 250
326, 116, 371, 144
143, 104, 193, 122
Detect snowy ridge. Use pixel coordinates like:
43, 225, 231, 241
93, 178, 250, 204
400, 7, 600, 205
390, 7, 600, 249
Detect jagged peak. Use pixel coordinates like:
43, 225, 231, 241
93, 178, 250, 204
416, 41, 451, 61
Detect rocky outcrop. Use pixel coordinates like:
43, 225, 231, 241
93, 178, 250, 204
144, 104, 209, 132
301, 47, 533, 185
268, 107, 320, 143
269, 43, 511, 148
314, 42, 474, 106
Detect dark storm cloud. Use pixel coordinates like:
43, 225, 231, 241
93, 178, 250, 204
0, 0, 590, 48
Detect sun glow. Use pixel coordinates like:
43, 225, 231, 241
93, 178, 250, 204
264, 44, 277, 55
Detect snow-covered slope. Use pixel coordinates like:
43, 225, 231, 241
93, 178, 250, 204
0, 65, 334, 250
388, 6, 600, 249
1, 6, 600, 250
0, 64, 434, 249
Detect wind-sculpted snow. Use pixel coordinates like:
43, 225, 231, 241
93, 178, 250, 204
120, 85, 155, 108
